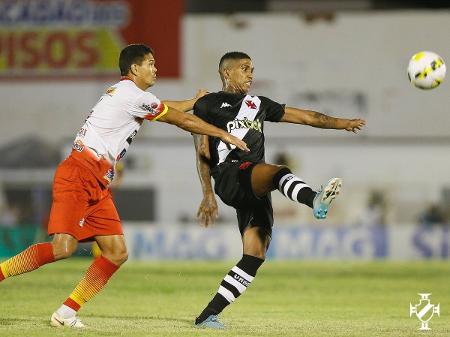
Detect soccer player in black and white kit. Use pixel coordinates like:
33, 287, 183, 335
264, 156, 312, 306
193, 52, 366, 329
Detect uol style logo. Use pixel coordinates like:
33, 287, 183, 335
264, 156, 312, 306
410, 293, 440, 331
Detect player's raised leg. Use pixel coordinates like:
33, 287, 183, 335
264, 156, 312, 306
0, 234, 78, 282
252, 163, 341, 220
195, 226, 267, 329
51, 235, 127, 328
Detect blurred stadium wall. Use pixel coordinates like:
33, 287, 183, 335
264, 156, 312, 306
0, 0, 449, 259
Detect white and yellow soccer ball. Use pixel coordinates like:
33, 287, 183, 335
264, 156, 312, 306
407, 51, 446, 89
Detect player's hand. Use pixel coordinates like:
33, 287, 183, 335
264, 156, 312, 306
345, 119, 366, 133
220, 132, 250, 152
197, 194, 218, 227
194, 89, 209, 99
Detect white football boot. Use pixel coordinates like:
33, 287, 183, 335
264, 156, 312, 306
50, 312, 86, 328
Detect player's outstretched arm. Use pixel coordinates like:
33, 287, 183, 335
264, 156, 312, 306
157, 106, 250, 151
193, 134, 218, 227
162, 89, 208, 112
281, 106, 366, 133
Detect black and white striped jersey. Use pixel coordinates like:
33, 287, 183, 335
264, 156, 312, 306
194, 91, 285, 168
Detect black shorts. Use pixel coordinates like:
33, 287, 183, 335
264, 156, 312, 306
211, 161, 273, 237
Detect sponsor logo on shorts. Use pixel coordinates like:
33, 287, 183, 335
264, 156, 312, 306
79, 218, 85, 227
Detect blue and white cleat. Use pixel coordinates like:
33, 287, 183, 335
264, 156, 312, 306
313, 178, 342, 220
195, 315, 225, 329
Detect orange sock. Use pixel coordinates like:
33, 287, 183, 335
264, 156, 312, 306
0, 243, 54, 281
63, 256, 119, 311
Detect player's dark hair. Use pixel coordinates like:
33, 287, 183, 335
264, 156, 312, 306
219, 51, 251, 84
219, 51, 251, 72
119, 44, 154, 76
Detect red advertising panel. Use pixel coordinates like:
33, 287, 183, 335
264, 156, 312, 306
0, 0, 182, 80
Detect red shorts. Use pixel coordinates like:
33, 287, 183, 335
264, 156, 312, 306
47, 155, 122, 242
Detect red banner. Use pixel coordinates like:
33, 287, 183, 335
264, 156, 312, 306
0, 0, 182, 80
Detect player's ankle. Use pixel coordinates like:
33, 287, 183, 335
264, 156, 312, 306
56, 304, 78, 319
196, 308, 218, 324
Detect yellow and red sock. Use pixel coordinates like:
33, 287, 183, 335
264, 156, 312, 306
63, 256, 119, 311
0, 243, 54, 281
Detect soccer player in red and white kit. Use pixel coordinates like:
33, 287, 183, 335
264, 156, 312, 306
0, 44, 249, 328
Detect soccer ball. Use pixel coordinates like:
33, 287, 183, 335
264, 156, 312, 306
407, 51, 446, 89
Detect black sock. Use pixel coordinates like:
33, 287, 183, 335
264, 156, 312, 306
195, 254, 264, 324
273, 167, 316, 208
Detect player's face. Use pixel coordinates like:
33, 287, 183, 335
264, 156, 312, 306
226, 59, 254, 94
134, 53, 157, 88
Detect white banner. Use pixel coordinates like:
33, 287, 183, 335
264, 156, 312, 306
123, 223, 450, 260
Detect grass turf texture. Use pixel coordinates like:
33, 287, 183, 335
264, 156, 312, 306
0, 260, 449, 337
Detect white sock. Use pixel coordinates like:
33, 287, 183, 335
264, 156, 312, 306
56, 304, 77, 319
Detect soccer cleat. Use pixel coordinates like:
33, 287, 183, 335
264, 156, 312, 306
313, 178, 342, 219
195, 315, 225, 329
50, 312, 86, 328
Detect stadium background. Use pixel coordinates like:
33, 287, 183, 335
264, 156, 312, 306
0, 1, 449, 336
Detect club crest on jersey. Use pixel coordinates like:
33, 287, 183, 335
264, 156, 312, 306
227, 118, 262, 133
245, 100, 257, 109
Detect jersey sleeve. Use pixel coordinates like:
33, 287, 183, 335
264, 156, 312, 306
193, 96, 210, 123
261, 96, 286, 122
130, 91, 168, 121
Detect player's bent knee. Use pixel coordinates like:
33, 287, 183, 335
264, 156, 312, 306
243, 226, 270, 260
117, 251, 128, 264
275, 164, 289, 172
243, 248, 266, 260
51, 234, 78, 260
52, 243, 77, 260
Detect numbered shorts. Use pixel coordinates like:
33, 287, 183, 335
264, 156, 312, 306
212, 161, 273, 237
47, 156, 122, 242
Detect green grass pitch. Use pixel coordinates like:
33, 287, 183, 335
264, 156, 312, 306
0, 259, 449, 336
